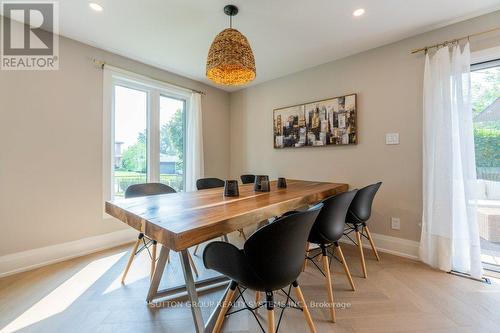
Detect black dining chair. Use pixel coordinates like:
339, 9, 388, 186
304, 190, 357, 323
343, 182, 382, 278
203, 204, 323, 333
196, 177, 225, 190
240, 174, 256, 184
193, 178, 247, 255
121, 183, 198, 283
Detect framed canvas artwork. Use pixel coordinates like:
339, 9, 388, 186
273, 93, 357, 148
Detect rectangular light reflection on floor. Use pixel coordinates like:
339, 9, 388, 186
1, 252, 125, 333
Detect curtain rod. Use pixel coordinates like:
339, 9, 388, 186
410, 26, 500, 54
92, 58, 206, 95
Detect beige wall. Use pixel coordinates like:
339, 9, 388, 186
229, 11, 500, 242
1, 11, 499, 257
0, 34, 230, 256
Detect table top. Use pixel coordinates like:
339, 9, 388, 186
105, 179, 348, 251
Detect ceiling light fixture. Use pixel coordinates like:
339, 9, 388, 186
353, 8, 365, 17
89, 2, 103, 12
206, 5, 256, 86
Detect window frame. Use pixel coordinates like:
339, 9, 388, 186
103, 66, 190, 216
471, 45, 500, 67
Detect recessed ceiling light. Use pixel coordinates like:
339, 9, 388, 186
89, 2, 103, 12
353, 8, 365, 17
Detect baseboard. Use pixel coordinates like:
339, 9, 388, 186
0, 228, 138, 278
339, 232, 420, 261
0, 229, 420, 279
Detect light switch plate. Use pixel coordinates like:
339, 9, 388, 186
386, 133, 400, 145
391, 217, 401, 230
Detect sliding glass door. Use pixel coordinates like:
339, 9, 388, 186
471, 58, 500, 271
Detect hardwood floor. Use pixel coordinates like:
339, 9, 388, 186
1, 234, 500, 333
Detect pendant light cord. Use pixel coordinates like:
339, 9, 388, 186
230, 15, 232, 28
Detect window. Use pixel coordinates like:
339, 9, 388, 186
159, 95, 185, 190
103, 67, 190, 201
472, 58, 500, 182
471, 54, 500, 271
113, 85, 148, 196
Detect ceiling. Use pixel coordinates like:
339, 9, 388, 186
55, 0, 500, 91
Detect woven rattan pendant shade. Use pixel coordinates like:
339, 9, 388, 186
206, 25, 256, 85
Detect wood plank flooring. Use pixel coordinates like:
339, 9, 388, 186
1, 232, 500, 333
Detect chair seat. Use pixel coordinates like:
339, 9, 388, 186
346, 211, 364, 226
308, 229, 331, 245
203, 241, 271, 291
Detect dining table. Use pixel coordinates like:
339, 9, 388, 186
105, 179, 348, 333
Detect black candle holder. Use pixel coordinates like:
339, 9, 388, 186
260, 180, 270, 192
224, 180, 239, 197
277, 177, 287, 189
254, 175, 270, 192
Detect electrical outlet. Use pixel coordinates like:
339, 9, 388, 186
391, 217, 401, 230
386, 133, 400, 145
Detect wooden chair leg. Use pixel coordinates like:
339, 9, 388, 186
302, 242, 310, 272
266, 292, 275, 333
150, 241, 157, 281
364, 225, 380, 261
187, 250, 199, 277
213, 281, 238, 333
238, 228, 247, 241
121, 236, 142, 284
321, 251, 336, 322
356, 229, 368, 278
255, 291, 261, 305
336, 244, 355, 291
293, 282, 317, 333
267, 308, 275, 333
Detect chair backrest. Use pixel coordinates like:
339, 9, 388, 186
347, 182, 382, 223
196, 178, 225, 190
310, 190, 357, 244
240, 174, 256, 184
244, 203, 323, 291
124, 183, 176, 198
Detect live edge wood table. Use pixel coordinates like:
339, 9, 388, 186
106, 179, 348, 333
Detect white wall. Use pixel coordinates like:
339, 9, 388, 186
0, 34, 230, 256
229, 11, 500, 242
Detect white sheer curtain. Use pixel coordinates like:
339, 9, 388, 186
185, 92, 204, 192
420, 42, 483, 279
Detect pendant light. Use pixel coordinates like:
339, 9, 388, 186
206, 5, 256, 86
